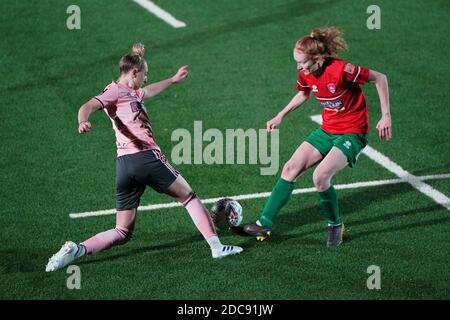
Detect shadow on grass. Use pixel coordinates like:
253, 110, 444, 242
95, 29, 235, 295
348, 206, 449, 240
275, 183, 417, 229
77, 234, 203, 266
239, 183, 447, 246
0, 234, 204, 273
0, 250, 45, 274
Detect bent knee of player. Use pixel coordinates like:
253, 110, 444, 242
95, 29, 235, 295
281, 161, 306, 181
166, 176, 193, 201
175, 185, 194, 204
312, 169, 332, 192
179, 191, 197, 207
114, 226, 133, 245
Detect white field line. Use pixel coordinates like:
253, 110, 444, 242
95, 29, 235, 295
310, 115, 450, 210
132, 0, 186, 28
69, 173, 450, 219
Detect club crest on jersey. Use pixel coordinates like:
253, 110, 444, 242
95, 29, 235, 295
130, 101, 143, 113
327, 82, 337, 94
312, 85, 318, 92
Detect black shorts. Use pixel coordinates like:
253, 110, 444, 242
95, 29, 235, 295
115, 149, 179, 211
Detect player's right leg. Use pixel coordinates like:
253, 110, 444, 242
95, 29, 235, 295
81, 209, 136, 254
46, 154, 140, 272
243, 142, 323, 240
45, 209, 136, 272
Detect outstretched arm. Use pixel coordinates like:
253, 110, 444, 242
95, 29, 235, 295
267, 90, 311, 132
78, 98, 102, 133
143, 65, 189, 99
368, 69, 391, 140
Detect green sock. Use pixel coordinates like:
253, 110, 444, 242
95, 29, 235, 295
259, 178, 295, 227
318, 185, 341, 225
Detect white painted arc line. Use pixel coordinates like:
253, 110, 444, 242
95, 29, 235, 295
362, 147, 450, 210
69, 174, 450, 218
132, 0, 186, 28
310, 115, 450, 210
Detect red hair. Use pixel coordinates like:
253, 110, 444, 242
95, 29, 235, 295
295, 26, 347, 57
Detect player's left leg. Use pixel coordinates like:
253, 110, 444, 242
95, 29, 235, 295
312, 147, 348, 246
244, 141, 324, 240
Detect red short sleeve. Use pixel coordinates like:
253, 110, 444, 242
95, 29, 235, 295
343, 63, 370, 85
297, 73, 311, 91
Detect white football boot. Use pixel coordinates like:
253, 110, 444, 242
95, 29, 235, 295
212, 245, 243, 259
45, 241, 81, 272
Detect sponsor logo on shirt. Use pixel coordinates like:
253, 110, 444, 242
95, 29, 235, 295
320, 99, 344, 109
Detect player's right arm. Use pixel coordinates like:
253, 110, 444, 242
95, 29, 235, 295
77, 98, 102, 134
267, 90, 311, 132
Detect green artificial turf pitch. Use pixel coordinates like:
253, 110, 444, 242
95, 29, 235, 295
1, 0, 449, 299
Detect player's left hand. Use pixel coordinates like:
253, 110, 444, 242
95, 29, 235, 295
376, 114, 392, 140
171, 65, 189, 83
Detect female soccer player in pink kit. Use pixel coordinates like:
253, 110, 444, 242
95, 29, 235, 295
243, 27, 391, 246
46, 44, 242, 272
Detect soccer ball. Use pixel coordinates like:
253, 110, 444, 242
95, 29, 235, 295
210, 198, 243, 230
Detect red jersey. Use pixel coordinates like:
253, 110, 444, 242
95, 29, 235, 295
297, 58, 370, 134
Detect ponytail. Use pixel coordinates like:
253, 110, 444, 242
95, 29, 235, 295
131, 43, 145, 58
295, 26, 347, 57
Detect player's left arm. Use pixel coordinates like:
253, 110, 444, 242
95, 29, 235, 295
142, 65, 189, 99
367, 69, 392, 140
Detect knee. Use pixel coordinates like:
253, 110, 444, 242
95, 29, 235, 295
180, 191, 197, 207
313, 170, 331, 192
115, 226, 133, 245
282, 161, 304, 181
167, 177, 194, 203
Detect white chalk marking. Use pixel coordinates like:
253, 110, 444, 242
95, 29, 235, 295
132, 0, 186, 28
69, 173, 450, 218
310, 115, 450, 210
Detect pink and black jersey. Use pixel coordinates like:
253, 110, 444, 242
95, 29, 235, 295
297, 58, 370, 134
95, 82, 160, 157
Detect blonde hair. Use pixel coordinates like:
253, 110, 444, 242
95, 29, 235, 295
295, 26, 347, 57
119, 43, 146, 74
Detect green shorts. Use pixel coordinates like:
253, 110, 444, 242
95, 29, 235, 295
305, 128, 368, 167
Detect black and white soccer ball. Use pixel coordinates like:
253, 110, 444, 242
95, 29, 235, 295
210, 198, 243, 230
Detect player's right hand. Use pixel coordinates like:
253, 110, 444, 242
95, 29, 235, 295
267, 115, 282, 133
78, 121, 92, 134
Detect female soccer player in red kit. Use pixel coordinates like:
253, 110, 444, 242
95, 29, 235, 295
244, 27, 391, 246
46, 44, 242, 272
